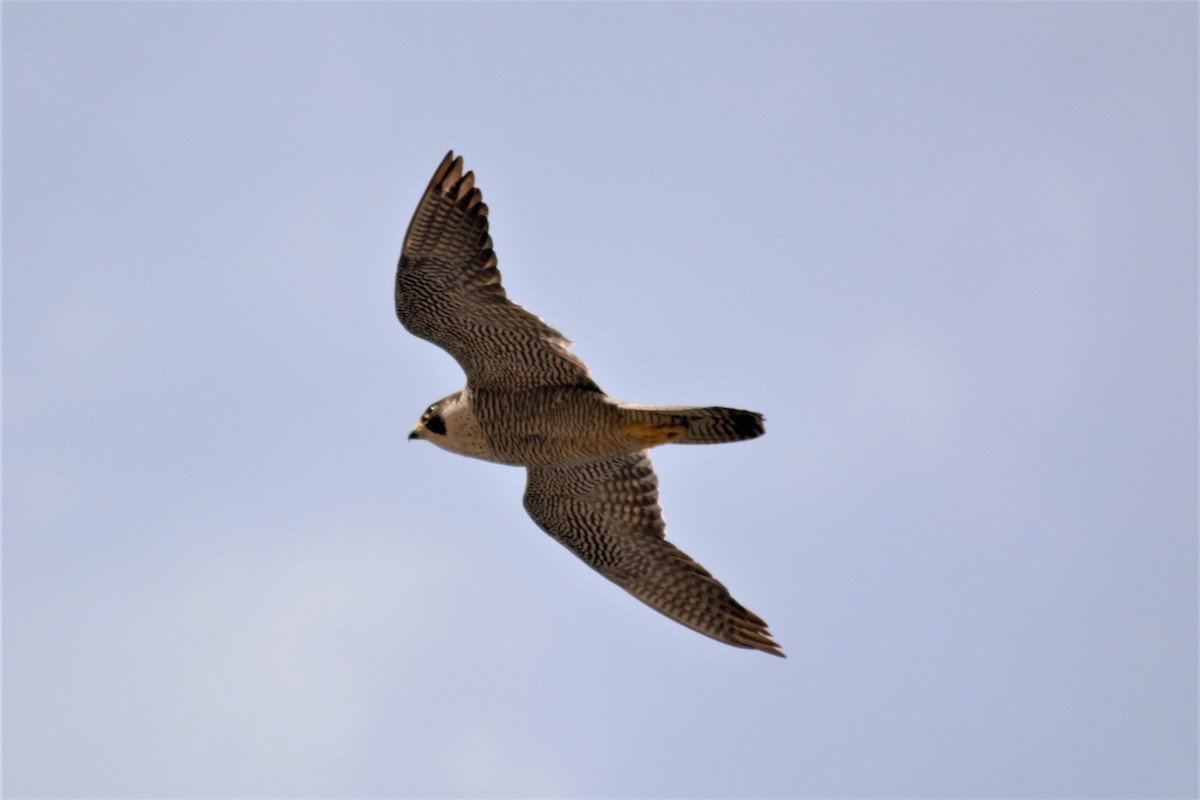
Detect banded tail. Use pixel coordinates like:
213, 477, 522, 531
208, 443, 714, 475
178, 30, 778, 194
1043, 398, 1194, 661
621, 404, 765, 447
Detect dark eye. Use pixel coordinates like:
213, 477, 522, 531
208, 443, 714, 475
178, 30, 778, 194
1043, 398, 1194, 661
422, 405, 436, 421
425, 415, 447, 436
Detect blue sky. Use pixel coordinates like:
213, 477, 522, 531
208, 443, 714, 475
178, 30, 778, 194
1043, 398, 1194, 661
4, 3, 1196, 797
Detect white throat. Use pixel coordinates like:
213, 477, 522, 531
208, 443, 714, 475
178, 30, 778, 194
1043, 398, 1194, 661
429, 389, 496, 461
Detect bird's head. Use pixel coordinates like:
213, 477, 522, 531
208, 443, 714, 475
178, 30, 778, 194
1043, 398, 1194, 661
408, 390, 493, 460
408, 396, 452, 442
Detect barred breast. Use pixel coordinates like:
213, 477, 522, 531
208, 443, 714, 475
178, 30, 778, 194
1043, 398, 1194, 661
471, 386, 633, 467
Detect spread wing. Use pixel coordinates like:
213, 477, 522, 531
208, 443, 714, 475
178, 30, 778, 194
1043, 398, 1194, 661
523, 452, 784, 656
396, 151, 599, 391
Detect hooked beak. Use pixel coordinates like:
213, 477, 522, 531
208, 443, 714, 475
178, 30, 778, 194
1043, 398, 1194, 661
408, 426, 421, 441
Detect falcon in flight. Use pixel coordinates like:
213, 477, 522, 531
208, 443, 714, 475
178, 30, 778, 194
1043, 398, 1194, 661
396, 151, 782, 656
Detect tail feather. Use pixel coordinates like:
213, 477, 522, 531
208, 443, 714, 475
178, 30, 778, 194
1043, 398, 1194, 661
622, 404, 765, 445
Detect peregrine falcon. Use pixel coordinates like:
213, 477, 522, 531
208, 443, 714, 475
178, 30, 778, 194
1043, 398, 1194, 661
396, 151, 783, 657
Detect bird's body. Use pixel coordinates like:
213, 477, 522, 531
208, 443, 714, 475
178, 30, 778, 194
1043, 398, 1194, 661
418, 385, 765, 467
396, 152, 783, 657
421, 385, 627, 466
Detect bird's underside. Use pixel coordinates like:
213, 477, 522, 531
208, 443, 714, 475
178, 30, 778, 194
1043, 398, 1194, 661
395, 150, 783, 657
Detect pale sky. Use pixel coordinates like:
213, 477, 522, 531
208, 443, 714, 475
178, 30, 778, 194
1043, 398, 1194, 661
4, 3, 1197, 798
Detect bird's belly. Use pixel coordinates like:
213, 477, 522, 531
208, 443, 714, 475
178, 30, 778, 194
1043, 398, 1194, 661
472, 387, 628, 467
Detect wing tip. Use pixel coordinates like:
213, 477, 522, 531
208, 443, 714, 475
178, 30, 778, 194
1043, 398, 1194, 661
428, 150, 460, 194
730, 614, 786, 657
402, 150, 490, 258
427, 150, 488, 219
742, 632, 787, 658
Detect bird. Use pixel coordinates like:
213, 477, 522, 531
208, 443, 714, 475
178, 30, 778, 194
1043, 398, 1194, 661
395, 151, 783, 657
